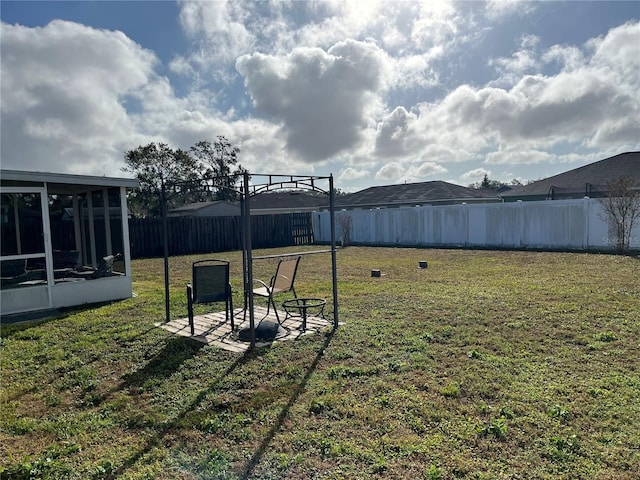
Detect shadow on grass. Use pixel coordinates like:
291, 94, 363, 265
114, 326, 336, 478
114, 346, 256, 478
0, 299, 129, 335
121, 335, 206, 388
240, 327, 336, 480
0, 313, 61, 336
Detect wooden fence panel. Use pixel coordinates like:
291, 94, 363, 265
127, 213, 313, 258
292, 212, 314, 245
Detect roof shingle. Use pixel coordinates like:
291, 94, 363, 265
336, 181, 498, 208
501, 151, 640, 199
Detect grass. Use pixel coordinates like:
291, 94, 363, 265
1, 246, 639, 479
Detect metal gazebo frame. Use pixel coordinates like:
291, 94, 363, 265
160, 171, 338, 348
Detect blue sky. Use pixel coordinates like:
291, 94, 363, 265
1, 1, 639, 191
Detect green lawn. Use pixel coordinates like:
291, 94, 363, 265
1, 247, 639, 479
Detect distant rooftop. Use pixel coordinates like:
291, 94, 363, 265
501, 151, 640, 200
167, 191, 327, 215
168, 201, 234, 213
335, 180, 499, 208
251, 191, 327, 210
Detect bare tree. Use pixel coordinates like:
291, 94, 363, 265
599, 176, 640, 253
337, 213, 352, 247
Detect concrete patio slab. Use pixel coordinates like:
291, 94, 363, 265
156, 306, 333, 353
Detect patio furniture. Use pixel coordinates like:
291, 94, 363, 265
1, 259, 29, 288
52, 250, 81, 278
187, 259, 234, 335
282, 297, 326, 331
53, 250, 80, 269
70, 254, 121, 279
252, 256, 301, 324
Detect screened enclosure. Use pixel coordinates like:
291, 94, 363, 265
1, 170, 139, 316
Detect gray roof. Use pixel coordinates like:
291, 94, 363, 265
169, 192, 326, 214
169, 201, 234, 213
501, 151, 640, 199
250, 191, 327, 209
336, 181, 499, 208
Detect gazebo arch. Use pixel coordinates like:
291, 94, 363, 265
160, 171, 338, 348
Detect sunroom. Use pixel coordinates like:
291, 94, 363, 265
1, 169, 139, 317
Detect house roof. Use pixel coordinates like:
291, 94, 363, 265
168, 201, 236, 213
250, 191, 327, 210
1, 169, 140, 192
168, 192, 326, 215
336, 180, 499, 208
500, 151, 640, 199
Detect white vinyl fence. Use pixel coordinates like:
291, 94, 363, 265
313, 198, 640, 251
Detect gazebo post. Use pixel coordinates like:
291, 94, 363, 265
243, 171, 256, 348
329, 174, 339, 329
161, 182, 171, 324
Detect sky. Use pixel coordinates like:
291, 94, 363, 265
1, 1, 639, 192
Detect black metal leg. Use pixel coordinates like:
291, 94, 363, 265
301, 299, 307, 332
270, 295, 280, 323
228, 283, 234, 331
187, 284, 195, 336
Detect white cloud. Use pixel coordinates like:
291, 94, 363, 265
236, 39, 389, 163
588, 20, 640, 80
415, 162, 448, 177
178, 0, 254, 65
390, 51, 441, 91
485, 149, 553, 165
410, 1, 461, 48
380, 20, 640, 169
460, 167, 491, 184
490, 45, 539, 84
375, 162, 404, 181
174, 0, 464, 94
374, 106, 416, 158
0, 19, 286, 177
541, 45, 585, 72
419, 145, 474, 164
338, 167, 369, 182
1, 3, 638, 193
1, 20, 159, 174
485, 0, 535, 20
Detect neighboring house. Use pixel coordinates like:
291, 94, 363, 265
62, 206, 132, 220
1, 169, 139, 317
169, 191, 327, 217
500, 151, 640, 202
250, 191, 327, 215
333, 180, 500, 210
168, 200, 241, 217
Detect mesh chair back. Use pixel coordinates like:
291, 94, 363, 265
272, 256, 301, 293
192, 260, 230, 304
1, 259, 27, 278
92, 255, 115, 279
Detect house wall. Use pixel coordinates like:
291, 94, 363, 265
315, 198, 640, 251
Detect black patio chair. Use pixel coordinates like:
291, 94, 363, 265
1, 258, 29, 288
187, 259, 234, 335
